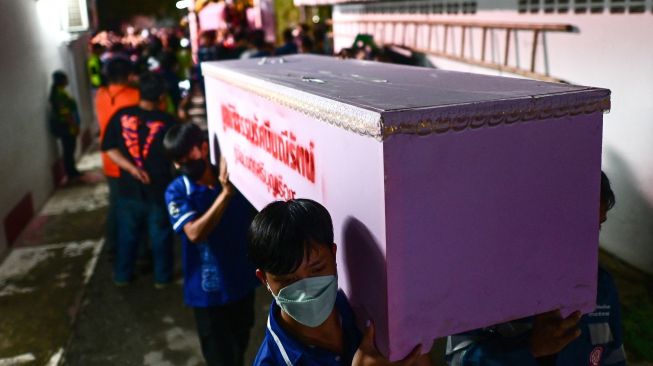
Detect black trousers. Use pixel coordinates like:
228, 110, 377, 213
59, 134, 80, 177
193, 293, 255, 366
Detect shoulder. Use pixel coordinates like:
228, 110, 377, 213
118, 87, 141, 105
253, 336, 283, 366
165, 176, 189, 198
109, 106, 137, 121
125, 86, 139, 95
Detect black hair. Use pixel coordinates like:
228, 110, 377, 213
163, 122, 207, 161
248, 29, 266, 49
248, 199, 334, 275
52, 70, 67, 86
300, 36, 314, 52
283, 28, 294, 43
104, 57, 133, 84
109, 42, 125, 53
139, 72, 165, 102
159, 51, 178, 70
601, 171, 616, 210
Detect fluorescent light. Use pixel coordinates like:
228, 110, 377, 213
176, 0, 191, 9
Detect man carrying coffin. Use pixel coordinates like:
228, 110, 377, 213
445, 172, 626, 366
248, 199, 425, 366
163, 123, 259, 366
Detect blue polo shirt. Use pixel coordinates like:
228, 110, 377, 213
254, 291, 362, 366
164, 175, 259, 307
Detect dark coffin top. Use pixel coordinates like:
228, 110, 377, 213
202, 54, 610, 140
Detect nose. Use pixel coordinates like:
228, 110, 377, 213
599, 212, 607, 228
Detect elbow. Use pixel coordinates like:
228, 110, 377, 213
183, 220, 208, 244
185, 227, 205, 244
186, 231, 201, 243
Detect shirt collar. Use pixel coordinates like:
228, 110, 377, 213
266, 301, 305, 365
182, 175, 195, 196
182, 175, 212, 196
181, 167, 220, 196
265, 291, 359, 366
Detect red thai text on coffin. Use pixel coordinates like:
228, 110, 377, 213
221, 104, 316, 184
234, 146, 296, 201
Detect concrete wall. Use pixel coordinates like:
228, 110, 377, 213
332, 5, 653, 274
0, 0, 94, 255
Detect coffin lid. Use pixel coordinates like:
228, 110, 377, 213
201, 55, 610, 141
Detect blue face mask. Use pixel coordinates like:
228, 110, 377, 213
268, 275, 338, 328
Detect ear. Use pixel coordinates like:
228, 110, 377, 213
201, 140, 210, 158
173, 162, 180, 170
331, 243, 337, 257
255, 269, 267, 285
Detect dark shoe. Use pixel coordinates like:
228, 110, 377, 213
154, 282, 172, 290
113, 279, 130, 287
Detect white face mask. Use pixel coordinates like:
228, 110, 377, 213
268, 275, 338, 328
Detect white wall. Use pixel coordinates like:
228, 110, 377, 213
333, 7, 653, 274
0, 0, 93, 254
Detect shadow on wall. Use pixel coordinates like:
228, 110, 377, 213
602, 147, 653, 273
342, 217, 390, 356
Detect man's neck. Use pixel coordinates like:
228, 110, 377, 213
279, 308, 345, 355
196, 163, 217, 188
139, 100, 157, 111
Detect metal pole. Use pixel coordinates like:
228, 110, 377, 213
531, 29, 540, 72
504, 28, 511, 66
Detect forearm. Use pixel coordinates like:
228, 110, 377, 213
106, 149, 138, 174
183, 190, 233, 243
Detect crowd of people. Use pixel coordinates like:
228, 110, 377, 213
43, 20, 627, 366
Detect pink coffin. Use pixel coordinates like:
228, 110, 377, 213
202, 55, 610, 360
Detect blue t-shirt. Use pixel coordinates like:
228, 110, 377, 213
164, 175, 260, 307
254, 291, 362, 366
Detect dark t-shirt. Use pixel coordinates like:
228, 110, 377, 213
101, 106, 177, 201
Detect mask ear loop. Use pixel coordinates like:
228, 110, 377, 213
265, 281, 276, 297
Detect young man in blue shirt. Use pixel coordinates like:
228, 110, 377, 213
445, 172, 626, 366
248, 199, 424, 366
163, 123, 259, 366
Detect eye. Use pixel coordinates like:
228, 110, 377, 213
312, 265, 326, 274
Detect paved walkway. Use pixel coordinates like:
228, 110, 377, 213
0, 150, 270, 366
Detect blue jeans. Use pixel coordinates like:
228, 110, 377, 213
114, 197, 174, 284
105, 178, 119, 254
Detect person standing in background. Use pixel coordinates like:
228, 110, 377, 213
95, 57, 140, 259
87, 43, 105, 89
49, 70, 82, 183
101, 73, 177, 287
